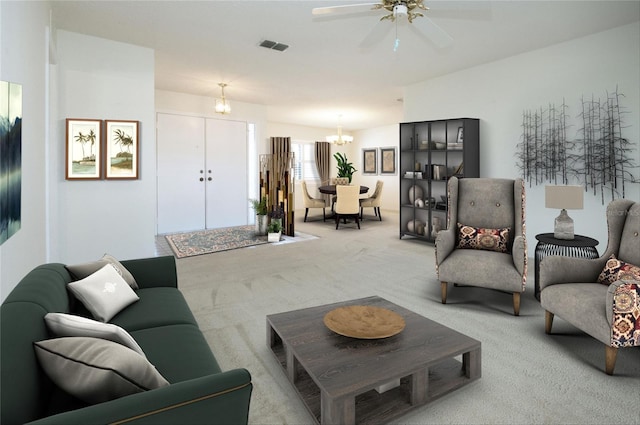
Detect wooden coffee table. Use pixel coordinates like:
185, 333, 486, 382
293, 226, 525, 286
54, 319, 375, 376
266, 296, 481, 425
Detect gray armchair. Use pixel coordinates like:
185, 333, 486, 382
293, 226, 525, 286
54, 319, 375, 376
435, 177, 527, 315
540, 199, 639, 375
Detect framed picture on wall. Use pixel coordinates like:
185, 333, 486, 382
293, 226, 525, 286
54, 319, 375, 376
105, 120, 139, 179
380, 147, 396, 175
65, 118, 103, 180
362, 148, 377, 175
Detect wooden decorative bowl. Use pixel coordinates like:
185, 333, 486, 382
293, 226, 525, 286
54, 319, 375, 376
323, 305, 406, 339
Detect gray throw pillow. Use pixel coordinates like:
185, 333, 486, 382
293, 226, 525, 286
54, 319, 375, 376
67, 264, 139, 322
66, 253, 138, 290
44, 312, 146, 357
34, 337, 169, 404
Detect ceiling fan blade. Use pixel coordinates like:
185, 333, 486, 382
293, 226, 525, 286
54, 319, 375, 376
312, 3, 379, 16
359, 19, 392, 49
409, 16, 453, 49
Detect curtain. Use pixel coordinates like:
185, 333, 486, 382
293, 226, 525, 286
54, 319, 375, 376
315, 141, 331, 204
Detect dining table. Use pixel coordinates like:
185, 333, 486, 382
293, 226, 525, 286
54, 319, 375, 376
318, 184, 369, 196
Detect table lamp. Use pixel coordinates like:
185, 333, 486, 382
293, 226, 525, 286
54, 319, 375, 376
545, 185, 584, 240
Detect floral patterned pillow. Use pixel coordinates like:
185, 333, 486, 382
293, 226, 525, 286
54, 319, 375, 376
597, 254, 640, 285
456, 223, 510, 253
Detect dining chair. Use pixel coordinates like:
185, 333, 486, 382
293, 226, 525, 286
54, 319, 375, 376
335, 185, 361, 230
331, 177, 350, 211
301, 181, 326, 222
360, 180, 383, 221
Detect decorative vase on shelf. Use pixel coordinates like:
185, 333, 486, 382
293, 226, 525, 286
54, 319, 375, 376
407, 219, 425, 235
408, 185, 424, 204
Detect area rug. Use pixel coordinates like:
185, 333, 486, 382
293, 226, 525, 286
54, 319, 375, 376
165, 225, 268, 258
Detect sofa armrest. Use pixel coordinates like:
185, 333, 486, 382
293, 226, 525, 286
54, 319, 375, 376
606, 280, 640, 348
121, 256, 178, 289
26, 369, 252, 425
435, 229, 455, 268
539, 255, 607, 293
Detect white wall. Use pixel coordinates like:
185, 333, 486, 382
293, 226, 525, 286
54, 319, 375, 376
404, 23, 640, 257
353, 124, 399, 215
49, 30, 156, 264
0, 1, 50, 300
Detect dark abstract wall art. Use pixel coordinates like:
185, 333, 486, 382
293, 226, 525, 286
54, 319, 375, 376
0, 80, 22, 245
516, 88, 638, 204
516, 100, 572, 186
576, 88, 637, 204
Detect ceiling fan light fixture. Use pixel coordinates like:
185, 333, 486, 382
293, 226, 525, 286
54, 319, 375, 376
214, 83, 231, 115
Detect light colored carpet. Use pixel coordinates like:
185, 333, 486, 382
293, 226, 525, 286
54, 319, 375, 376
175, 212, 640, 425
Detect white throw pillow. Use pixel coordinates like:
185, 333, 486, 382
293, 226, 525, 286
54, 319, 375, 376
66, 253, 138, 290
67, 264, 139, 322
44, 312, 146, 358
34, 337, 169, 404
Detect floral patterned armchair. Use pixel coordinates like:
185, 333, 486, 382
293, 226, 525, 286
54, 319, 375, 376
540, 199, 640, 375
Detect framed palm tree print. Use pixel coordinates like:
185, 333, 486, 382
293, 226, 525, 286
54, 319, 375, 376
65, 118, 102, 180
105, 120, 139, 179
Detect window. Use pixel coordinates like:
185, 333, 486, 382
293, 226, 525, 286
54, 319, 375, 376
291, 142, 320, 182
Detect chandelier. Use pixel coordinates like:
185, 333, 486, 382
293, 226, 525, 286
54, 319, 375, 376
214, 83, 231, 115
326, 115, 353, 145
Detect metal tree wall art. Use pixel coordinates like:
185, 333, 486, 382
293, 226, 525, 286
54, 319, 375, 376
516, 100, 571, 186
576, 88, 637, 204
516, 88, 638, 204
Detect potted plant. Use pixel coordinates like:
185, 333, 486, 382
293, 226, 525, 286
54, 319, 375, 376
250, 198, 268, 235
269, 205, 285, 229
267, 220, 282, 243
333, 152, 357, 183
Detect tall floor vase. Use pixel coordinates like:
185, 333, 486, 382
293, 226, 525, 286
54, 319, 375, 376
255, 214, 268, 236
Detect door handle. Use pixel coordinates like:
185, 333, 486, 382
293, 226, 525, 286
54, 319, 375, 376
208, 177, 212, 181
199, 177, 204, 182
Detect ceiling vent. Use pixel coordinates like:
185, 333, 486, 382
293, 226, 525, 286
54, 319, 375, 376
259, 39, 289, 52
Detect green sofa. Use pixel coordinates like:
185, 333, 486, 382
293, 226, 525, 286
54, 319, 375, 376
1, 255, 252, 424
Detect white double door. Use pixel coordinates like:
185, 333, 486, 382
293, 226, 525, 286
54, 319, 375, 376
157, 113, 248, 234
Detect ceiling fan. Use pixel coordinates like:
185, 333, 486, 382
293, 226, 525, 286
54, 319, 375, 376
312, 0, 454, 50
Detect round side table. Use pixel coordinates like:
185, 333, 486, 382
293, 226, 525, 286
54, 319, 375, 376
534, 233, 599, 301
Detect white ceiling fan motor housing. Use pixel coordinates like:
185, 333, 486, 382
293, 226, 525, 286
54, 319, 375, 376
393, 4, 408, 18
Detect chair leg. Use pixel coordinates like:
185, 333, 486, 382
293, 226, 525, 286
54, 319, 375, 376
322, 208, 326, 222
360, 207, 363, 219
512, 292, 520, 316
355, 215, 360, 229
545, 310, 554, 334
304, 208, 309, 222
440, 282, 448, 304
377, 207, 382, 221
605, 345, 617, 375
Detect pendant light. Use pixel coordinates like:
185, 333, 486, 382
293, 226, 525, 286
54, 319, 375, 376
215, 83, 231, 115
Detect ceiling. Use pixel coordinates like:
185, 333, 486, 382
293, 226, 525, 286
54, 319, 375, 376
50, 1, 640, 131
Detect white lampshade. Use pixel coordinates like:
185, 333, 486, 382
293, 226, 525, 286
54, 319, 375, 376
545, 185, 584, 210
